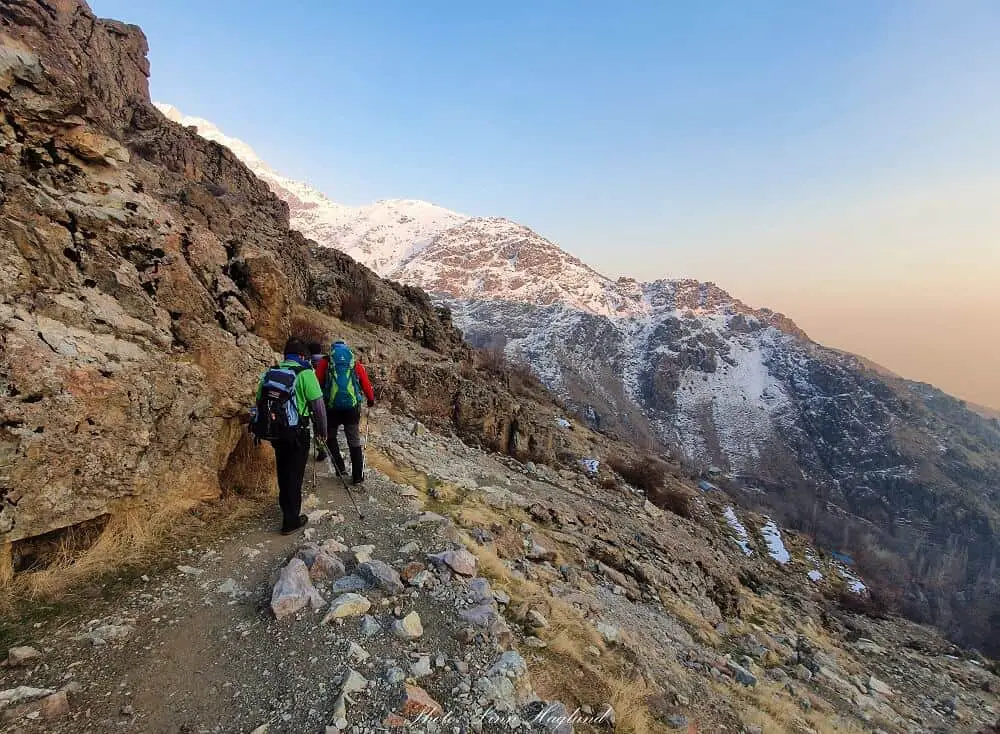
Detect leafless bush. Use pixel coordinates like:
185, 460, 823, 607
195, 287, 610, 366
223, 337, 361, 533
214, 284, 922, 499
834, 588, 892, 619
475, 347, 507, 376
647, 482, 696, 519
607, 454, 667, 493
340, 292, 368, 324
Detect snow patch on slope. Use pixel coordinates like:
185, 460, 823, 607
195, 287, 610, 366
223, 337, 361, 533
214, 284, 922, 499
723, 507, 754, 556
760, 518, 791, 564
673, 328, 794, 469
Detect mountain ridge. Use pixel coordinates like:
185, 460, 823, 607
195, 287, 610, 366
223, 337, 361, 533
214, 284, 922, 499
158, 103, 1000, 656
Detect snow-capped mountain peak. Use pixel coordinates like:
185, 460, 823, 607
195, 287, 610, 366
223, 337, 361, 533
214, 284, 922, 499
155, 103, 469, 275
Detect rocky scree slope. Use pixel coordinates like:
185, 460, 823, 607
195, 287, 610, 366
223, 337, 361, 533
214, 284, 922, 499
4, 410, 1000, 733
0, 0, 572, 590
163, 108, 1000, 658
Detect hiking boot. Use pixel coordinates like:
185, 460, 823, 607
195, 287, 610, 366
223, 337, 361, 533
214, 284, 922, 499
280, 514, 308, 535
349, 446, 364, 485
332, 455, 347, 476
315, 449, 328, 462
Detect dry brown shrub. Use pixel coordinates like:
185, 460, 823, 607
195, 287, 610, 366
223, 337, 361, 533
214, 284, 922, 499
289, 312, 329, 345
647, 480, 697, 519
607, 453, 668, 493
475, 347, 507, 376
340, 292, 368, 324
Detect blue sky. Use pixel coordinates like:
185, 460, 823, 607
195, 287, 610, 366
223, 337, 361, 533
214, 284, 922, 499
91, 0, 1000, 405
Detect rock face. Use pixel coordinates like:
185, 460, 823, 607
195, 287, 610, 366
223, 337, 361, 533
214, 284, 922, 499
0, 0, 536, 578
0, 0, 305, 556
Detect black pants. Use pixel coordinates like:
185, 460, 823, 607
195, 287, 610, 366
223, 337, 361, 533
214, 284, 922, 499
272, 431, 310, 528
326, 407, 363, 480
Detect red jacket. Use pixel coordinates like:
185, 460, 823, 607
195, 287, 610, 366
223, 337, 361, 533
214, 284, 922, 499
311, 355, 329, 386
354, 361, 375, 404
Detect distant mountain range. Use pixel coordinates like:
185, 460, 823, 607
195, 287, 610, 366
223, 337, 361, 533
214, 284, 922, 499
158, 103, 1000, 654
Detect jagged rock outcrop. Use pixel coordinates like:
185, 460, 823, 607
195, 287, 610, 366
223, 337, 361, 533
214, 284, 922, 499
0, 0, 575, 576
0, 0, 304, 551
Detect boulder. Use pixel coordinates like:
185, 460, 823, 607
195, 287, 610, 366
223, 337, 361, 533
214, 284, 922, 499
427, 549, 478, 576
271, 558, 325, 619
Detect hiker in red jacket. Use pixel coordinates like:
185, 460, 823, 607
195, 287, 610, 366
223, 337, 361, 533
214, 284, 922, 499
308, 342, 331, 462
323, 340, 376, 484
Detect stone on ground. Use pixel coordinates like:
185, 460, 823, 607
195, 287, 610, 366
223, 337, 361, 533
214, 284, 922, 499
7, 646, 42, 667
340, 669, 368, 695
0, 686, 56, 707
39, 691, 70, 720
360, 615, 382, 637
297, 545, 346, 581
271, 558, 325, 619
392, 611, 424, 640
427, 549, 478, 576
398, 684, 443, 718
331, 575, 369, 594
410, 655, 432, 678
459, 603, 498, 627
530, 701, 574, 734
322, 593, 373, 623
400, 561, 426, 584
869, 675, 893, 697
467, 577, 493, 603
351, 545, 375, 564
347, 641, 370, 663
595, 622, 619, 643
357, 560, 404, 594
321, 539, 349, 554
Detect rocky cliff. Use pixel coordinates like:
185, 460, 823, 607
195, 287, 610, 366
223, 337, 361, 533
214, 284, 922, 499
0, 0, 569, 580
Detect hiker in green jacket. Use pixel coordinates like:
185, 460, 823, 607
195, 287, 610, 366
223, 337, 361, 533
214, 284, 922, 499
251, 337, 327, 534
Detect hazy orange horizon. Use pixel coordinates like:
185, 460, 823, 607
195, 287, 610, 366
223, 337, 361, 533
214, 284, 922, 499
743, 286, 1000, 411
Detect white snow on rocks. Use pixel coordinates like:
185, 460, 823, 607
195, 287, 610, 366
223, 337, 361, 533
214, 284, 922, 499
155, 103, 467, 277
837, 565, 868, 594
760, 518, 791, 565
807, 570, 823, 583
723, 507, 753, 556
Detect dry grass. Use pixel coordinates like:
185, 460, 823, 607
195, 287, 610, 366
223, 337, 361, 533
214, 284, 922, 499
2, 430, 277, 611
659, 592, 721, 646
219, 432, 277, 498
606, 675, 659, 734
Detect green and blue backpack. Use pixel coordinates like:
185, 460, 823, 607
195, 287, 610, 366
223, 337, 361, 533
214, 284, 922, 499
324, 341, 362, 410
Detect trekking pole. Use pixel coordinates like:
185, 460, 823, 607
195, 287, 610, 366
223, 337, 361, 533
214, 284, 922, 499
314, 436, 366, 520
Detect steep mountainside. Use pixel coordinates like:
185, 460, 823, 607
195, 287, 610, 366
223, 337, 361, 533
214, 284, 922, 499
0, 2, 567, 581
161, 108, 1000, 655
